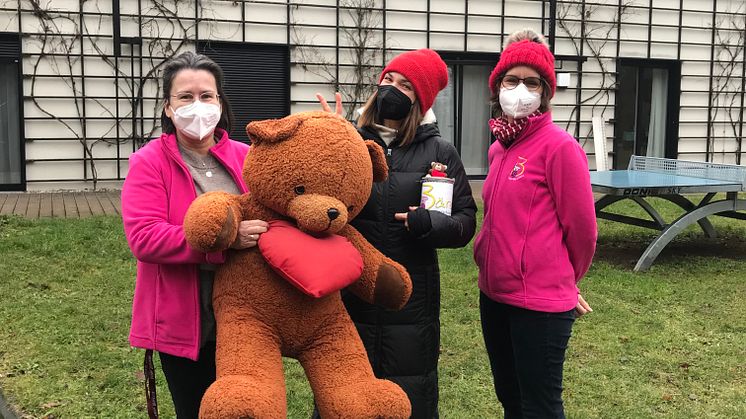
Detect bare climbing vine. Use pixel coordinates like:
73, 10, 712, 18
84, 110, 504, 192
708, 4, 745, 163
555, 0, 633, 145
292, 0, 385, 120
17, 0, 212, 189
556, 0, 745, 164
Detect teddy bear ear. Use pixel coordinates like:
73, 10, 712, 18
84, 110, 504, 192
365, 140, 388, 182
246, 115, 303, 145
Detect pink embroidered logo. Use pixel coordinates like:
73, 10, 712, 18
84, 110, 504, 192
509, 157, 528, 180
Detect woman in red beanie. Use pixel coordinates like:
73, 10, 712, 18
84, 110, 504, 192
473, 29, 597, 418
321, 48, 477, 418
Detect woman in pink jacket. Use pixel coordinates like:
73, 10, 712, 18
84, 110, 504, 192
473, 29, 597, 419
121, 51, 268, 418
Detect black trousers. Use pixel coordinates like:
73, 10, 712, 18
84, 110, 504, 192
479, 292, 575, 419
159, 342, 216, 419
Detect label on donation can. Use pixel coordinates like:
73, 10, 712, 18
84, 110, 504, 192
420, 176, 454, 216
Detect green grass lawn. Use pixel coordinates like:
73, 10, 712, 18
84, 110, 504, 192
0, 197, 745, 418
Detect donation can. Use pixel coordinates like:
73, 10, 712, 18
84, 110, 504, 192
420, 176, 454, 216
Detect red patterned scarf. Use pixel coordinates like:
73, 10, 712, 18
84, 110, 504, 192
489, 110, 543, 148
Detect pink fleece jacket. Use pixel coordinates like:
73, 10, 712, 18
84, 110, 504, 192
474, 112, 597, 313
122, 129, 249, 360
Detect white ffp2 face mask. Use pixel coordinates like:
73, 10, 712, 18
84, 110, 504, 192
499, 84, 541, 119
170, 101, 221, 141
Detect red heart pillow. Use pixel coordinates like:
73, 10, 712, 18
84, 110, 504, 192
258, 219, 363, 298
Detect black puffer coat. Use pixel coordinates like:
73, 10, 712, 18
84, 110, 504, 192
344, 122, 477, 418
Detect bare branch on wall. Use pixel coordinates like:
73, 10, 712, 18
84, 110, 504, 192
556, 0, 634, 146
709, 5, 745, 163
291, 0, 385, 120
21, 0, 213, 188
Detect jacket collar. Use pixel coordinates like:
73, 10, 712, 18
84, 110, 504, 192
356, 108, 441, 148
160, 128, 231, 160
509, 112, 554, 147
421, 108, 437, 124
159, 128, 249, 194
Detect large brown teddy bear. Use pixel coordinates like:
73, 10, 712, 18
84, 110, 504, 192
183, 111, 413, 418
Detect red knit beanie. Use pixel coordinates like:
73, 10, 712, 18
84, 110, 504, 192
488, 39, 556, 98
379, 49, 448, 113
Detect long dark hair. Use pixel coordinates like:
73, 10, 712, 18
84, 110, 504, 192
160, 51, 235, 135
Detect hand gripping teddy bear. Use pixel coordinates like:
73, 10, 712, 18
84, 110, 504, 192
183, 111, 413, 419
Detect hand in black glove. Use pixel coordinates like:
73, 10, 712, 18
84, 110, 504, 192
394, 206, 432, 238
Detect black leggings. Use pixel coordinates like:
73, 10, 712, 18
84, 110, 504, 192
479, 292, 575, 419
159, 342, 216, 419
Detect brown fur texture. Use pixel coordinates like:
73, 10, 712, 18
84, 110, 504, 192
183, 111, 413, 418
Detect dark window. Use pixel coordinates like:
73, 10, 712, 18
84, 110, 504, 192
433, 52, 499, 179
614, 59, 681, 169
198, 41, 290, 143
0, 32, 23, 191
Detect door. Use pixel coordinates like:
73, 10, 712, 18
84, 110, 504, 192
613, 59, 681, 169
433, 53, 496, 178
0, 33, 23, 191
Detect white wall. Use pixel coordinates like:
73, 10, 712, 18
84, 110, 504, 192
1, 0, 744, 189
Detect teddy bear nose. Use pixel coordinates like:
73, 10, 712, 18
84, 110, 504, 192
327, 208, 340, 220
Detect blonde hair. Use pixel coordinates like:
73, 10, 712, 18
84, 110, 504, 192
504, 28, 549, 49
357, 90, 424, 147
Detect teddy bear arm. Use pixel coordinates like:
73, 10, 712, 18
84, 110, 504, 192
236, 192, 279, 221
339, 225, 412, 310
183, 191, 242, 253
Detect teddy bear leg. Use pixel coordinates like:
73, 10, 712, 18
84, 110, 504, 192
372, 257, 412, 310
298, 311, 411, 419
199, 318, 287, 419
339, 225, 413, 310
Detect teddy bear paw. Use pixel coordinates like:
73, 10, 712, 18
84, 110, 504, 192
372, 262, 412, 311
199, 375, 285, 419
317, 378, 411, 419
184, 192, 240, 253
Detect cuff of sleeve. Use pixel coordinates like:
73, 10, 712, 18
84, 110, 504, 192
205, 250, 226, 264
408, 207, 432, 238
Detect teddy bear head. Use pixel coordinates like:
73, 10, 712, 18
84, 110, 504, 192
431, 162, 447, 172
244, 111, 387, 235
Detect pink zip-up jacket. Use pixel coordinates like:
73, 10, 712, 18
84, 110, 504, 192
473, 112, 597, 313
121, 129, 249, 360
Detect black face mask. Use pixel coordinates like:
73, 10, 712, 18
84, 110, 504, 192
375, 85, 413, 121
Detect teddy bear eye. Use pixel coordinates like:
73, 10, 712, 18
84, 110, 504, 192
347, 205, 355, 212
294, 185, 306, 195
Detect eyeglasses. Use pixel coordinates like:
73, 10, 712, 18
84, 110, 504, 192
500, 75, 545, 92
170, 91, 220, 105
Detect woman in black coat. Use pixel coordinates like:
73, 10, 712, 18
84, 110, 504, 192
322, 48, 477, 418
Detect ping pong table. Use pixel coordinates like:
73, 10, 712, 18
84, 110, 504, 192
590, 156, 746, 271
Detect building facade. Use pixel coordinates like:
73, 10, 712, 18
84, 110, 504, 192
0, 0, 744, 191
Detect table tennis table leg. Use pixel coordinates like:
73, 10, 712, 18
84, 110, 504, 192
631, 197, 666, 228
595, 195, 666, 229
594, 195, 624, 212
634, 199, 742, 272
659, 194, 717, 238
